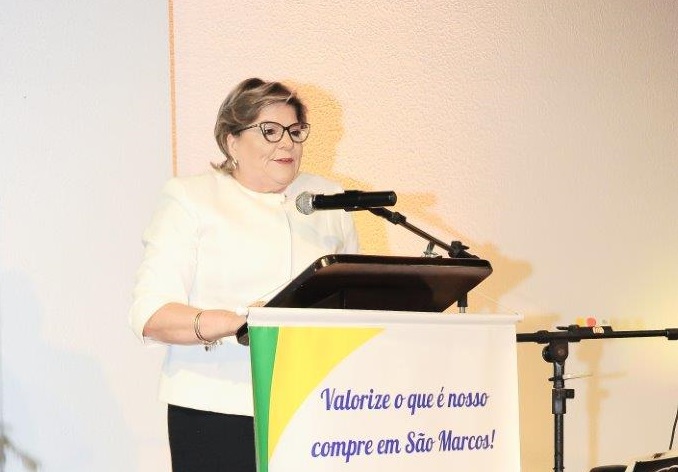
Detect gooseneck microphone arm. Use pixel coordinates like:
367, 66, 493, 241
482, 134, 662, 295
367, 207, 478, 259
296, 191, 475, 258
295, 191, 479, 312
367, 207, 478, 312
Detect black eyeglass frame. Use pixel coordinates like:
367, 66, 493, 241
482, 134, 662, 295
236, 121, 311, 143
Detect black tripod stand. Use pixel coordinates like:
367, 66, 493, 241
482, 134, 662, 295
517, 325, 678, 472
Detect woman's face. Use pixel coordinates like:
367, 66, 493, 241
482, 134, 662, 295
227, 102, 303, 193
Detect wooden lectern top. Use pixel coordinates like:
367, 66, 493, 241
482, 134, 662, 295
265, 254, 492, 313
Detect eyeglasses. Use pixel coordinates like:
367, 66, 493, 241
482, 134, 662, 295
237, 121, 311, 143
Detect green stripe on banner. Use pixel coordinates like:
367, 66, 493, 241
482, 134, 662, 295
249, 326, 279, 472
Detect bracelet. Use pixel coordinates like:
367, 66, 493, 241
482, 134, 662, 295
193, 310, 222, 352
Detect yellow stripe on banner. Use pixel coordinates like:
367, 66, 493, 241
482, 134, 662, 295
267, 326, 382, 460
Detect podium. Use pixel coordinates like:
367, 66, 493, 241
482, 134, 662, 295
247, 255, 522, 471
265, 254, 492, 312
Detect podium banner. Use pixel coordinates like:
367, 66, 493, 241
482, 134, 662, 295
247, 307, 521, 471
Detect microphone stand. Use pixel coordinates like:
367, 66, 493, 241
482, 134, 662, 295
366, 207, 477, 312
516, 325, 678, 472
367, 207, 477, 258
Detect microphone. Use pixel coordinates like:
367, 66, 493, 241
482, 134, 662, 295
296, 190, 397, 215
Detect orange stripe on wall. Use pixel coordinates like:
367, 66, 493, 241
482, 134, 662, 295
168, 0, 178, 176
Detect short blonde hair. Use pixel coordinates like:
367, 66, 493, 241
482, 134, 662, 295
212, 78, 308, 174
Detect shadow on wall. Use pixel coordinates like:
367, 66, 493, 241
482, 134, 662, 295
392, 196, 534, 315
287, 80, 601, 471
0, 434, 39, 471
0, 269, 136, 471
292, 81, 391, 255
292, 80, 567, 470
576, 339, 628, 470
578, 339, 609, 469
1, 269, 40, 471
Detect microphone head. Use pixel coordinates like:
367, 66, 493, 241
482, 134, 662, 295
295, 191, 315, 215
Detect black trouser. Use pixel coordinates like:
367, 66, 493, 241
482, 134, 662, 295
168, 405, 256, 472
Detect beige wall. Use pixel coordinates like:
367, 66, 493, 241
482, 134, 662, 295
2, 1, 675, 471
1, 2, 172, 471
171, 1, 678, 471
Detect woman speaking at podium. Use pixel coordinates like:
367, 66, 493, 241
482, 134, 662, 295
129, 78, 359, 471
